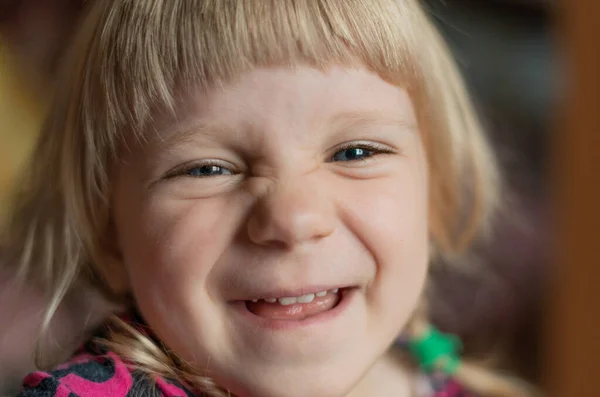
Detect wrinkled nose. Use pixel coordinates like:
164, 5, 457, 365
246, 179, 335, 248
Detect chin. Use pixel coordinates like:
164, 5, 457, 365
227, 372, 359, 397
213, 350, 377, 397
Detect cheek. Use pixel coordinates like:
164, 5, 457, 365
115, 192, 246, 299
360, 176, 428, 280
344, 163, 429, 263
339, 160, 429, 320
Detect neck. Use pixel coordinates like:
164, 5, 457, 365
346, 347, 416, 397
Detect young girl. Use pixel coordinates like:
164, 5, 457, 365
5, 1, 535, 396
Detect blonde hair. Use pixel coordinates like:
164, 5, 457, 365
4, 0, 531, 395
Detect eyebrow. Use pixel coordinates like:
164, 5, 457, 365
152, 110, 416, 150
151, 120, 238, 150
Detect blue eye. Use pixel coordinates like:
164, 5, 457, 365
330, 147, 374, 162
185, 164, 233, 177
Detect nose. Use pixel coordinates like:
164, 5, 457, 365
246, 178, 336, 248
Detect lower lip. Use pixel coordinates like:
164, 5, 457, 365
230, 288, 357, 331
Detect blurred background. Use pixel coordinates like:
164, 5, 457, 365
424, 0, 556, 385
0, 0, 556, 395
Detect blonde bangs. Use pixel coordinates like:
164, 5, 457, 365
87, 0, 424, 144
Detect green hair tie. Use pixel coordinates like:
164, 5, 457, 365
407, 326, 462, 375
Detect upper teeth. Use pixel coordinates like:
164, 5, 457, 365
250, 289, 340, 306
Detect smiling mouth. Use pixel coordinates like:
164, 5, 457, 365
244, 288, 349, 321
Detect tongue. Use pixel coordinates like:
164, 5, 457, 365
246, 292, 341, 320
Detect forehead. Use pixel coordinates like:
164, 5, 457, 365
151, 65, 417, 146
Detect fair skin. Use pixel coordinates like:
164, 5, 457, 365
112, 65, 429, 397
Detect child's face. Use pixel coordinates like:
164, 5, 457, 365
113, 65, 429, 397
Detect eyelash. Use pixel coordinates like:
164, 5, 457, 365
164, 159, 235, 180
165, 142, 396, 179
326, 141, 396, 163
